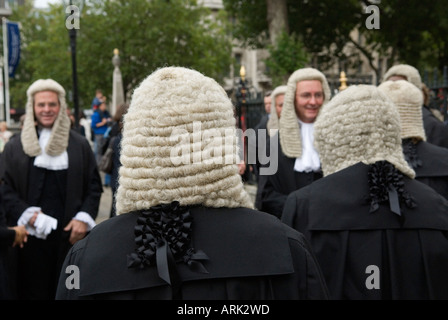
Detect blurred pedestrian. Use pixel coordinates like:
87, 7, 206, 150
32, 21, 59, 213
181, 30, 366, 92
282, 84, 448, 299
251, 90, 272, 180
255, 85, 287, 210
91, 89, 104, 111
382, 63, 448, 149
56, 66, 329, 300
0, 121, 13, 153
0, 78, 103, 300
257, 68, 331, 217
91, 100, 112, 165
379, 79, 448, 200
109, 102, 129, 218
266, 85, 287, 136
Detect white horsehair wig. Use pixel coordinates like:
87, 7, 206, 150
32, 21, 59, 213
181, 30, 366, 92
116, 66, 254, 215
314, 84, 415, 178
266, 85, 287, 136
21, 79, 71, 157
382, 64, 422, 90
378, 80, 426, 141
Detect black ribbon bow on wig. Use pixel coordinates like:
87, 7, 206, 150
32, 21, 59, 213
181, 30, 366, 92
367, 161, 416, 219
127, 201, 209, 287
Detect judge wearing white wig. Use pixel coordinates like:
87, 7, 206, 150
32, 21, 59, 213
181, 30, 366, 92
282, 84, 448, 299
55, 66, 329, 300
1, 78, 102, 300
382, 63, 448, 149
257, 67, 331, 217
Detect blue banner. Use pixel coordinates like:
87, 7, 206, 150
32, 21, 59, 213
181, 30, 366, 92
7, 21, 20, 78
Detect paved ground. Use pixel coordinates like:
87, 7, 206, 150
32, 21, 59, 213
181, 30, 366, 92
95, 173, 113, 225
94, 174, 258, 226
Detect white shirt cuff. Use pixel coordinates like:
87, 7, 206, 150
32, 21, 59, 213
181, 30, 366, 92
73, 211, 96, 231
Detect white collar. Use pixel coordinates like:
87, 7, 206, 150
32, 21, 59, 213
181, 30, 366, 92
33, 128, 69, 170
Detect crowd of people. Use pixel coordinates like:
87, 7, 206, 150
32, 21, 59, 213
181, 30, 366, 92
0, 62, 448, 300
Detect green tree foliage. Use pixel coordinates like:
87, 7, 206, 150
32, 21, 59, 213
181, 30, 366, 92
8, 0, 232, 116
9, 1, 72, 114
365, 0, 448, 73
223, 0, 268, 48
224, 0, 448, 82
265, 31, 309, 87
224, 0, 362, 68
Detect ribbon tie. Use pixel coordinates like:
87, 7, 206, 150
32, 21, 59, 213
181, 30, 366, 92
127, 201, 209, 289
367, 161, 416, 219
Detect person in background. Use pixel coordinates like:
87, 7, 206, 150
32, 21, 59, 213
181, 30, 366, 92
282, 84, 448, 299
0, 121, 13, 153
266, 85, 287, 136
382, 63, 448, 149
109, 102, 129, 218
255, 85, 287, 210
251, 90, 272, 180
91, 100, 112, 165
258, 68, 331, 217
0, 78, 102, 300
378, 80, 448, 200
91, 89, 104, 111
56, 66, 329, 300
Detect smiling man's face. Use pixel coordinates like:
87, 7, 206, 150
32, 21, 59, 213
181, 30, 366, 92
33, 90, 60, 128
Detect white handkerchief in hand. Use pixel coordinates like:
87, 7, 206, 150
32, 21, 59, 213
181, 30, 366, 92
34, 213, 58, 239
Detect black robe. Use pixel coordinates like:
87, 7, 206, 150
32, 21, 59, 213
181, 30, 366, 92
282, 162, 448, 300
256, 133, 322, 217
404, 139, 448, 199
55, 206, 329, 300
0, 130, 103, 299
422, 106, 448, 149
0, 193, 14, 300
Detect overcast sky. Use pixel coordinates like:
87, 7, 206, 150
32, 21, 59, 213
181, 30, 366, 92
33, 0, 60, 8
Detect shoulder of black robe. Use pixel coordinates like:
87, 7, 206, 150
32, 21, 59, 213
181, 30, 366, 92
0, 134, 31, 223
55, 206, 330, 300
282, 162, 448, 299
414, 140, 448, 177
422, 106, 448, 149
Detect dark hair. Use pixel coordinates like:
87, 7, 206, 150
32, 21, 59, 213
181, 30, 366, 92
265, 90, 272, 97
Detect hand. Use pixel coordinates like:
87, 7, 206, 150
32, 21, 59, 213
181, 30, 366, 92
28, 211, 39, 228
10, 225, 28, 248
64, 219, 88, 245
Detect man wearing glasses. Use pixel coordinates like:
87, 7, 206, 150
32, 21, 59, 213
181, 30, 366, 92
257, 68, 331, 218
